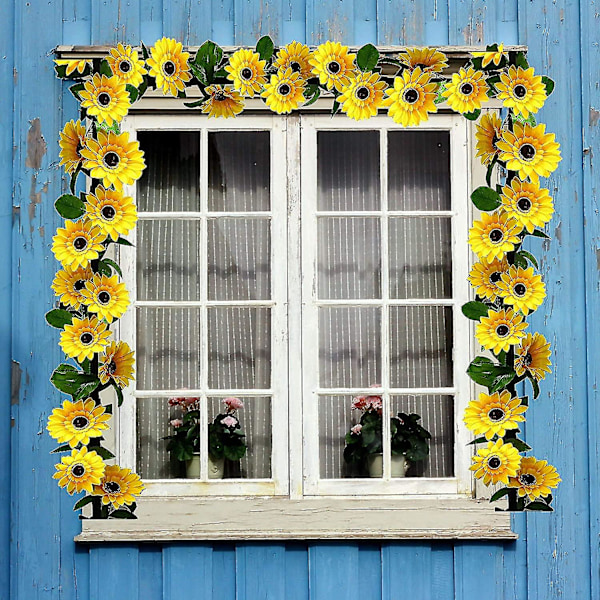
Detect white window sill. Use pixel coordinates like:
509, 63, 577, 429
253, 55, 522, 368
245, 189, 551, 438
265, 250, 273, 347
75, 496, 515, 542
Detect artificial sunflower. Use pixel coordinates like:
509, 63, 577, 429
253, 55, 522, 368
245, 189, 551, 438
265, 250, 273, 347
81, 273, 130, 323
93, 465, 145, 508
99, 340, 135, 387
54, 59, 91, 76
106, 43, 147, 87
262, 68, 306, 114
475, 112, 503, 166
58, 119, 87, 175
470, 439, 522, 485
81, 130, 146, 191
79, 74, 130, 126
472, 43, 506, 68
384, 67, 437, 127
51, 265, 94, 309
309, 41, 356, 92
398, 47, 448, 72
497, 266, 546, 315
467, 257, 509, 302
47, 398, 111, 448
515, 332, 552, 380
508, 456, 561, 501
464, 390, 527, 441
500, 178, 554, 233
146, 37, 191, 97
338, 71, 387, 121
496, 66, 547, 119
442, 66, 489, 114
497, 123, 562, 183
476, 308, 528, 354
60, 316, 111, 362
468, 212, 521, 261
225, 48, 267, 97
202, 85, 244, 118
52, 219, 106, 270
273, 41, 312, 79
85, 185, 137, 241
53, 447, 105, 495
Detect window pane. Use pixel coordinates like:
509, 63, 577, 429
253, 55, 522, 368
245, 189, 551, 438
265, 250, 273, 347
137, 307, 201, 390
208, 307, 271, 389
137, 219, 201, 301
208, 131, 270, 212
389, 217, 452, 299
388, 131, 450, 211
208, 217, 271, 301
208, 396, 272, 479
319, 307, 381, 388
389, 306, 453, 388
318, 217, 381, 299
317, 131, 380, 211
390, 395, 454, 477
137, 131, 200, 212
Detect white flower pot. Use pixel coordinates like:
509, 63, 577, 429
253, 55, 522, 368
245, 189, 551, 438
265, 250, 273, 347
367, 453, 409, 478
185, 453, 225, 479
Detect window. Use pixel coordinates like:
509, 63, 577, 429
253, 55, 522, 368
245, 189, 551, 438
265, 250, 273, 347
80, 104, 513, 540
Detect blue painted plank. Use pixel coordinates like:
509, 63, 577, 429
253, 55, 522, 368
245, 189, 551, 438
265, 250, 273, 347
234, 0, 283, 45
236, 543, 287, 600
358, 544, 381, 600
212, 0, 235, 45
163, 544, 213, 598
91, 0, 121, 45
448, 0, 495, 45
430, 543, 455, 600
424, 0, 449, 45
377, 0, 426, 46
306, 0, 354, 45
141, 0, 164, 45
454, 543, 504, 599
281, 0, 306, 43
309, 544, 360, 600
496, 0, 518, 45
62, 0, 92, 45
162, 0, 212, 45
90, 545, 139, 599
212, 544, 236, 600
353, 0, 376, 46
138, 545, 164, 600
284, 544, 309, 600
502, 515, 528, 600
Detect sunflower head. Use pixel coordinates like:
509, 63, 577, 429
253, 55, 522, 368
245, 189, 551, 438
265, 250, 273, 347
52, 219, 106, 270
225, 49, 267, 97
496, 66, 547, 119
470, 439, 522, 485
497, 123, 561, 183
81, 130, 146, 191
508, 456, 561, 501
338, 71, 387, 121
472, 43, 506, 68
398, 47, 448, 72
79, 74, 130, 126
500, 178, 554, 233
476, 308, 528, 354
146, 37, 191, 97
107, 43, 147, 87
51, 265, 94, 309
442, 66, 489, 114
309, 41, 356, 92
47, 398, 111, 448
59, 120, 87, 175
515, 332, 552, 380
55, 59, 92, 76
468, 211, 521, 261
497, 266, 546, 315
464, 390, 527, 440
80, 273, 130, 323
85, 185, 137, 241
53, 447, 106, 494
60, 316, 111, 362
99, 340, 135, 387
467, 257, 509, 301
202, 85, 244, 118
93, 464, 145, 508
475, 112, 503, 166
261, 68, 306, 114
383, 67, 438, 126
273, 41, 312, 79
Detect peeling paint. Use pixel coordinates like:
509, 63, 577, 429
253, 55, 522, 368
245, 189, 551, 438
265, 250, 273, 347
25, 118, 46, 170
38, 225, 45, 239
13, 67, 17, 85
590, 108, 600, 127
596, 249, 600, 271
11, 360, 22, 405
555, 222, 562, 244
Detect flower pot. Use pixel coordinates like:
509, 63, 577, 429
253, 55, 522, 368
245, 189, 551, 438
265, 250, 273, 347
367, 453, 409, 478
185, 453, 225, 479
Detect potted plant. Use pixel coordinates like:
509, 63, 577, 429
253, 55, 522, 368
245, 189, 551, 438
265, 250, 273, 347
343, 392, 431, 477
165, 396, 247, 478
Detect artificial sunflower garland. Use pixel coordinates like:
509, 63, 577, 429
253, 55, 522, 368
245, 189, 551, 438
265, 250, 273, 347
51, 37, 560, 516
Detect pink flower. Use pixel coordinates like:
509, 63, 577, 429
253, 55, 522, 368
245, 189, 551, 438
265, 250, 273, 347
168, 397, 182, 407
223, 397, 244, 412
170, 419, 183, 428
221, 415, 238, 428
352, 395, 367, 411
182, 396, 200, 406
351, 424, 363, 435
365, 395, 383, 414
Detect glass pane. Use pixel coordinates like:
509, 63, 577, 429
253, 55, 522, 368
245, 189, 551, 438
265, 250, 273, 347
389, 217, 452, 299
208, 131, 270, 212
388, 131, 450, 211
390, 395, 454, 477
208, 307, 271, 389
317, 130, 380, 211
208, 217, 271, 301
137, 219, 201, 301
137, 307, 201, 390
137, 131, 200, 212
319, 307, 381, 388
208, 396, 272, 479
318, 217, 381, 299
389, 306, 453, 388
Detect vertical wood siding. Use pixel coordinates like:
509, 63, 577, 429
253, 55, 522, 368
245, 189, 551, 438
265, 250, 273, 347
2, 0, 598, 598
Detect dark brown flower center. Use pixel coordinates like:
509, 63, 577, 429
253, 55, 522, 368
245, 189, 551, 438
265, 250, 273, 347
80, 332, 94, 345
517, 197, 532, 212
488, 408, 506, 422
103, 151, 120, 169
403, 88, 419, 104
98, 92, 111, 107
513, 283, 527, 297
514, 84, 527, 99
278, 83, 291, 96
98, 291, 111, 305
107, 360, 117, 375
523, 352, 533, 367
519, 143, 536, 161
74, 279, 86, 291
72, 464, 86, 478
240, 67, 253, 81
214, 91, 227, 101
355, 86, 370, 100
73, 236, 88, 251
519, 473, 536, 485
326, 61, 341, 74
487, 456, 502, 470
489, 271, 502, 284
460, 82, 474, 95
119, 60, 131, 73
101, 205, 116, 220
290, 61, 301, 73
162, 60, 176, 76
103, 481, 121, 494
72, 416, 90, 429
489, 228, 504, 243
496, 324, 510, 338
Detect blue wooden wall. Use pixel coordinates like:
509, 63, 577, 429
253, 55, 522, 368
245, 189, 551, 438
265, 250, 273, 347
1, 0, 598, 597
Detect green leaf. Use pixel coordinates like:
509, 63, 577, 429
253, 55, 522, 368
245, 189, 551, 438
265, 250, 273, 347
55, 63, 68, 78
461, 301, 490, 321
126, 84, 139, 103
470, 186, 502, 211
256, 36, 274, 62
485, 156, 498, 187
513, 252, 528, 269
45, 309, 74, 329
531, 229, 550, 240
73, 379, 100, 401
99, 59, 113, 77
55, 194, 86, 219
110, 509, 137, 519
489, 372, 515, 392
467, 357, 515, 390
541, 76, 555, 96
94, 446, 116, 460
113, 382, 124, 407
224, 444, 247, 461
514, 52, 529, 69
183, 97, 207, 108
467, 436, 489, 446
463, 108, 481, 121
526, 501, 553, 512
507, 438, 531, 452
69, 83, 85, 101
517, 250, 539, 269
100, 258, 123, 277
490, 487, 511, 502
73, 496, 95, 511
51, 364, 98, 395
303, 84, 321, 107
51, 444, 73, 454
141, 42, 150, 60
115, 237, 134, 247
528, 375, 541, 399
189, 62, 208, 86
331, 99, 341, 116
356, 44, 379, 72
96, 260, 112, 276
138, 76, 149, 98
